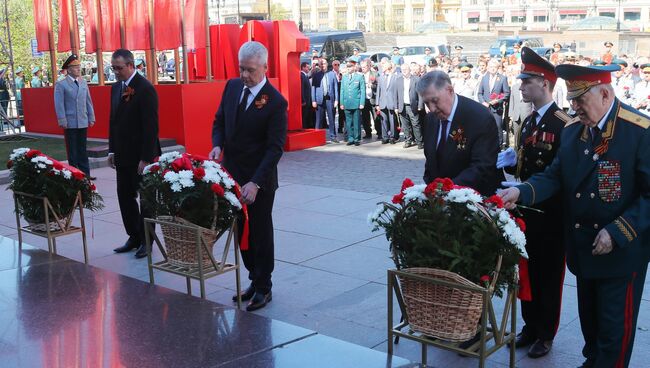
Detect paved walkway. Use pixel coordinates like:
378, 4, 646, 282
1, 139, 648, 367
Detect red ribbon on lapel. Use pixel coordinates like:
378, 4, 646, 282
240, 203, 250, 251
518, 257, 532, 301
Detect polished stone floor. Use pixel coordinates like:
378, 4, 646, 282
1, 139, 649, 367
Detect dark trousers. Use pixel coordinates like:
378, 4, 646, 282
491, 110, 504, 146
316, 100, 336, 139
361, 100, 375, 137
379, 108, 396, 140
239, 189, 276, 294
578, 265, 647, 368
116, 166, 153, 247
520, 232, 565, 341
301, 104, 313, 129
400, 105, 422, 145
344, 109, 360, 143
64, 128, 90, 176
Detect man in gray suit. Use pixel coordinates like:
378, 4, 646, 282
508, 77, 533, 147
376, 58, 402, 144
478, 58, 510, 146
54, 54, 96, 178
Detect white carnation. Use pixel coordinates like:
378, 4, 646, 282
158, 151, 181, 163
403, 184, 427, 203
9, 148, 30, 160
142, 163, 159, 175
202, 170, 221, 184
367, 205, 386, 225
62, 169, 72, 179
444, 188, 482, 204
170, 182, 182, 192
224, 191, 242, 209
163, 171, 180, 183
221, 176, 236, 189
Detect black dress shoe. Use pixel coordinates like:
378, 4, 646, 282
113, 241, 139, 253
134, 244, 148, 259
577, 358, 595, 368
515, 331, 536, 348
354, 142, 360, 146
381, 139, 389, 144
417, 144, 424, 149
528, 339, 552, 358
88, 176, 97, 181
246, 291, 272, 311
389, 139, 396, 144
233, 285, 255, 302
403, 141, 414, 148
346, 141, 354, 146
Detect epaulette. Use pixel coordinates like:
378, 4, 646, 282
618, 107, 650, 129
554, 109, 574, 125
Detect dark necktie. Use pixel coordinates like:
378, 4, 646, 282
437, 119, 450, 165
530, 110, 539, 127
239, 87, 251, 115
74, 80, 79, 87
590, 126, 600, 145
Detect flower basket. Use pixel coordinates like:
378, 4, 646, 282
371, 178, 527, 342
157, 216, 221, 268
7, 148, 104, 225
140, 152, 243, 267
397, 267, 484, 342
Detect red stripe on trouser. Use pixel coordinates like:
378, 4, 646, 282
553, 256, 567, 335
616, 272, 636, 368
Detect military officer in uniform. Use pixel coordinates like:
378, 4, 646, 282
15, 67, 25, 125
339, 56, 365, 146
611, 59, 633, 104
423, 46, 433, 65
31, 66, 43, 88
497, 47, 571, 358
500, 63, 650, 368
452, 62, 477, 99
550, 42, 562, 65
391, 47, 404, 67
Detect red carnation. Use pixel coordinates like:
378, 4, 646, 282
431, 177, 454, 192
149, 164, 160, 173
72, 171, 85, 180
392, 192, 405, 204
171, 156, 193, 172
6, 160, 12, 169
424, 182, 437, 196
25, 149, 41, 159
90, 184, 97, 191
485, 194, 504, 209
193, 167, 206, 180
515, 217, 526, 232
480, 275, 490, 283
53, 162, 63, 171
401, 178, 415, 191
211, 183, 225, 197
490, 92, 497, 100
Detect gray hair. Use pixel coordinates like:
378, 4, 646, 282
238, 41, 268, 64
416, 71, 452, 95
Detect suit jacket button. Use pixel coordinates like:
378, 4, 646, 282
575, 193, 581, 198
590, 193, 595, 198
575, 223, 581, 229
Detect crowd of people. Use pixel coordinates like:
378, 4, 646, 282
300, 40, 650, 150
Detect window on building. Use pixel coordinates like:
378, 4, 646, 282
394, 8, 405, 32
337, 11, 347, 29
468, 17, 480, 24
559, 14, 586, 20
534, 15, 547, 22
489, 16, 504, 23
374, 6, 385, 32
511, 16, 527, 23
413, 7, 425, 27
600, 12, 615, 18
319, 11, 328, 19
624, 12, 641, 21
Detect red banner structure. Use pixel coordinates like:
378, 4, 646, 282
125, 0, 150, 51
154, 0, 181, 50
56, 0, 72, 52
100, 0, 121, 51
32, 0, 51, 51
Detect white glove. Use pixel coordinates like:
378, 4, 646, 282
496, 147, 517, 169
500, 181, 520, 188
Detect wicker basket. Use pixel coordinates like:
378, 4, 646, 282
398, 267, 484, 342
158, 216, 220, 268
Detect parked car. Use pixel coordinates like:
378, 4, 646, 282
357, 52, 390, 65
299, 31, 367, 67
401, 45, 449, 65
488, 36, 551, 58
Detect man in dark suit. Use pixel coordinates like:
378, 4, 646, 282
311, 59, 339, 142
376, 59, 402, 144
109, 49, 161, 259
209, 41, 288, 312
501, 64, 650, 368
417, 70, 502, 196
300, 62, 312, 129
478, 58, 510, 146
497, 47, 572, 359
395, 63, 424, 149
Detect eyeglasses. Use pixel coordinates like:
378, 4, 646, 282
332, 63, 340, 66
111, 65, 125, 71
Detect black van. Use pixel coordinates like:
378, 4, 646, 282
300, 31, 367, 67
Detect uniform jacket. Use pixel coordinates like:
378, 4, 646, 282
54, 77, 95, 129
108, 72, 161, 168
506, 102, 569, 237
423, 95, 503, 196
477, 72, 510, 114
518, 99, 650, 279
212, 78, 288, 192
376, 72, 402, 110
339, 72, 365, 109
